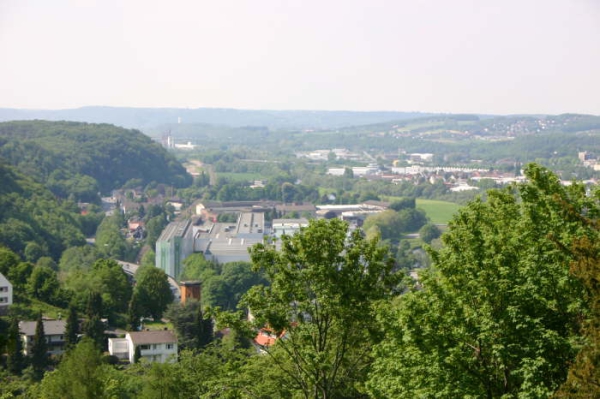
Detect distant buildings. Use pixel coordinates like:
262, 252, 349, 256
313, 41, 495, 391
155, 204, 391, 279
579, 151, 600, 170
155, 212, 266, 278
156, 208, 339, 279
328, 163, 379, 177
271, 218, 309, 239
297, 148, 363, 162
316, 203, 388, 221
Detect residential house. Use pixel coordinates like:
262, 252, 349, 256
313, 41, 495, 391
109, 330, 178, 363
19, 319, 66, 356
0, 272, 12, 315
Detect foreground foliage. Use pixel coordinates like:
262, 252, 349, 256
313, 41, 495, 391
244, 218, 399, 398
367, 164, 592, 398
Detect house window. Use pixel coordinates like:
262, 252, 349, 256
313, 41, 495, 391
152, 344, 157, 350
0, 297, 7, 303
139, 345, 150, 350
166, 344, 173, 350
0, 286, 8, 292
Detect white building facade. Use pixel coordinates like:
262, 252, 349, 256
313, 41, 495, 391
0, 272, 12, 314
109, 330, 178, 364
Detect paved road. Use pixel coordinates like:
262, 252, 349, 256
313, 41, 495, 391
117, 260, 181, 301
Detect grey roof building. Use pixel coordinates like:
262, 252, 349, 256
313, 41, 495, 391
19, 319, 67, 356
195, 212, 265, 264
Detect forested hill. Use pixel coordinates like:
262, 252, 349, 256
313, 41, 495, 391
0, 120, 191, 195
0, 163, 86, 259
0, 106, 436, 130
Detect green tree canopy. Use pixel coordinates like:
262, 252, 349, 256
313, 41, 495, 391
64, 305, 79, 350
89, 259, 132, 315
31, 314, 48, 380
0, 246, 21, 275
242, 218, 399, 398
135, 265, 173, 320
27, 265, 61, 305
389, 197, 416, 211
6, 317, 25, 376
59, 245, 100, 274
34, 338, 125, 399
419, 222, 442, 244
367, 164, 587, 398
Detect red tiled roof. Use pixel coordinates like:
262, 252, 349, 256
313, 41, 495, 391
253, 328, 284, 347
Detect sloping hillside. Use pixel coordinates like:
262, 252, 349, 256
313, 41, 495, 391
0, 163, 86, 259
0, 120, 191, 195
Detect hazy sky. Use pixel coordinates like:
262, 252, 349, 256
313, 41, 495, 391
1, 0, 599, 115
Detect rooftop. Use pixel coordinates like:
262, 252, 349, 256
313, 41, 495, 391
129, 330, 177, 345
19, 319, 66, 336
157, 220, 192, 242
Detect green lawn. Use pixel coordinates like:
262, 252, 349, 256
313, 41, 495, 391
142, 319, 173, 331
415, 199, 462, 225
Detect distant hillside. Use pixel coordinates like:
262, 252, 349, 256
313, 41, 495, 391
0, 162, 86, 259
153, 113, 600, 160
0, 106, 437, 130
0, 120, 192, 195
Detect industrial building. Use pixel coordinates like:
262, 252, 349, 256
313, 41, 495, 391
155, 219, 194, 278
195, 212, 265, 264
155, 213, 266, 278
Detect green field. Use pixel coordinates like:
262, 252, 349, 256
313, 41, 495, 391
216, 172, 264, 182
415, 199, 462, 225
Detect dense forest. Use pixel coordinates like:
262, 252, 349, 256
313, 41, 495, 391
0, 120, 192, 260
0, 163, 87, 260
0, 121, 191, 195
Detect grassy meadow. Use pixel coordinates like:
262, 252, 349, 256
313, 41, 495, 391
415, 199, 462, 225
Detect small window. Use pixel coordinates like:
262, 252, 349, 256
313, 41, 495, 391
166, 344, 173, 350
140, 344, 150, 350
0, 286, 8, 292
152, 344, 157, 350
0, 297, 6, 303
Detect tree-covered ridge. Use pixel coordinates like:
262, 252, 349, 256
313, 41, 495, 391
0, 162, 85, 260
0, 120, 191, 195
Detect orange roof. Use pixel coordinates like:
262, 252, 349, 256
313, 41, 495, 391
253, 328, 284, 347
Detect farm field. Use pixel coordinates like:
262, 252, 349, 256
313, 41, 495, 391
415, 198, 462, 225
